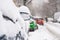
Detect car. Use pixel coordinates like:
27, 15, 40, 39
30, 16, 44, 25
35, 18, 44, 25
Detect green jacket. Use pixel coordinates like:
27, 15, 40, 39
30, 21, 36, 30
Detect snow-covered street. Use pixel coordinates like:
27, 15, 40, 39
28, 22, 60, 40
0, 0, 60, 40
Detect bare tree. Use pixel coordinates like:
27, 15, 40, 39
13, 0, 60, 18
13, 0, 24, 7
26, 0, 58, 18
43, 0, 57, 18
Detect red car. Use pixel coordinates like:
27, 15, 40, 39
35, 18, 44, 25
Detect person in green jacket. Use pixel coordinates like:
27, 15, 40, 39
29, 21, 38, 31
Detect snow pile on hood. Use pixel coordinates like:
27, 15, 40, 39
0, 0, 25, 25
32, 16, 42, 19
0, 0, 26, 31
0, 0, 17, 22
0, 0, 27, 39
18, 6, 32, 34
19, 6, 31, 15
18, 6, 31, 21
48, 18, 53, 22
0, 11, 21, 37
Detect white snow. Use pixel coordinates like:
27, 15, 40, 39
0, 0, 26, 29
54, 12, 60, 20
0, 0, 60, 40
45, 22, 60, 39
19, 6, 31, 15
0, 0, 27, 39
0, 11, 21, 37
28, 24, 56, 40
57, 17, 60, 22
48, 18, 53, 22
28, 22, 60, 40
18, 6, 31, 33
45, 23, 60, 36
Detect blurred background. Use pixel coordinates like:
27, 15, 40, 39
13, 0, 60, 18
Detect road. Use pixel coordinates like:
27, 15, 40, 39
28, 22, 60, 40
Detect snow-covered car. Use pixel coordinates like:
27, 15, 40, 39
18, 6, 38, 32
35, 18, 44, 25
0, 0, 28, 40
32, 16, 44, 25
48, 18, 53, 22
31, 16, 44, 25
54, 12, 60, 23
57, 17, 60, 23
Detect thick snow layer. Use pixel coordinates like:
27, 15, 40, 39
0, 12, 21, 37
18, 6, 31, 21
0, 0, 26, 29
0, 11, 28, 40
45, 22, 60, 39
19, 6, 31, 15
0, 11, 6, 36
0, 0, 27, 39
28, 22, 60, 40
28, 24, 56, 40
18, 6, 32, 33
47, 22, 60, 28
32, 16, 42, 18
48, 18, 53, 22
0, 0, 17, 22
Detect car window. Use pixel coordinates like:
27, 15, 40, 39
20, 12, 28, 14
2, 15, 15, 23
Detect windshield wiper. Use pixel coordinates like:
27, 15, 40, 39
2, 15, 15, 24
